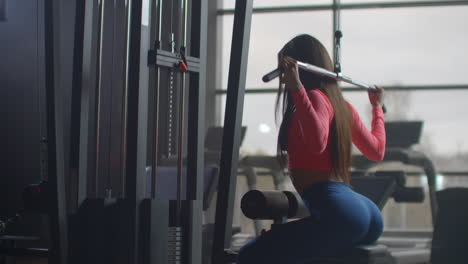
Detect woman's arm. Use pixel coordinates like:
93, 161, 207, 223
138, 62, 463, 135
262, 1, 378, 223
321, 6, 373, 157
349, 103, 386, 161
291, 88, 333, 153
280, 56, 333, 153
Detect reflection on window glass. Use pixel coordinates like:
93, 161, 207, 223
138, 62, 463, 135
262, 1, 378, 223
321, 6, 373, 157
340, 6, 468, 85
221, 0, 332, 9
220, 11, 333, 89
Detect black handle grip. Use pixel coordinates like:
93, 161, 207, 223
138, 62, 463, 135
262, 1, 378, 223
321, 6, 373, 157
262, 68, 281, 83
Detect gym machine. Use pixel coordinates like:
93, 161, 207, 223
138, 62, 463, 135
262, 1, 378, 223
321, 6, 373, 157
2, 0, 210, 263
71, 0, 209, 263
0, 1, 69, 262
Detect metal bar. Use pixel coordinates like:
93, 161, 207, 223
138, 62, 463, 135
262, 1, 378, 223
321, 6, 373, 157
240, 170, 468, 177
149, 0, 163, 199
125, 0, 142, 204
44, 0, 69, 263
176, 0, 185, 230
70, 0, 86, 174
215, 84, 468, 94
297, 61, 378, 90
0, 248, 49, 258
121, 0, 130, 197
97, 0, 115, 198
68, 0, 86, 214
78, 0, 100, 205
78, 1, 100, 206
262, 61, 377, 90
212, 0, 253, 262
144, 1, 172, 263
218, 0, 468, 14
186, 0, 207, 263
332, 0, 341, 73
108, 0, 129, 198
124, 0, 143, 262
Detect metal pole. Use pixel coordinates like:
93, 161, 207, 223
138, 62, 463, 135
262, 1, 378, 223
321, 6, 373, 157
125, 0, 143, 262
263, 61, 387, 113
333, 0, 342, 74
212, 0, 253, 262
293, 61, 378, 90
186, 0, 207, 262
176, 0, 185, 230
216, 84, 468, 94
150, 0, 164, 198
218, 1, 468, 14
44, 0, 69, 263
296, 61, 387, 112
262, 62, 378, 89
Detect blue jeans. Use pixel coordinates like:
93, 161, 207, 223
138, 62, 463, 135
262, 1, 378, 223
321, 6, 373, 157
237, 181, 383, 264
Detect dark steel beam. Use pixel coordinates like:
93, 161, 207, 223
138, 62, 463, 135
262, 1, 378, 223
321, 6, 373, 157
186, 0, 207, 263
125, 0, 143, 263
69, 0, 86, 214
212, 0, 253, 263
44, 0, 69, 263
78, 0, 100, 204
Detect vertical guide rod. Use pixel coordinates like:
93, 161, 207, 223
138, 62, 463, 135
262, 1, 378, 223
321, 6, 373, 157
150, 0, 164, 198
186, 0, 207, 262
176, 0, 186, 228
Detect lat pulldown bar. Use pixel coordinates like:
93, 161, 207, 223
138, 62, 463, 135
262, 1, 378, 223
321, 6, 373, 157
262, 62, 378, 91
262, 62, 387, 112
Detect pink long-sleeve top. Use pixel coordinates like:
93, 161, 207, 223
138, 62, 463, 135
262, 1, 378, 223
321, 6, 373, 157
287, 87, 386, 170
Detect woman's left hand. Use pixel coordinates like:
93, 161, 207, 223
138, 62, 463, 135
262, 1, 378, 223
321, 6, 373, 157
279, 56, 302, 93
368, 86, 384, 107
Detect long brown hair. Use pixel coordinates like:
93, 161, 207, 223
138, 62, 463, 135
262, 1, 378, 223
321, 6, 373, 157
275, 34, 352, 184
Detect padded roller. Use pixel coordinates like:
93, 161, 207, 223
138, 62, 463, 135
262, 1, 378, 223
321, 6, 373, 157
241, 190, 309, 220
241, 190, 290, 220
282, 191, 309, 219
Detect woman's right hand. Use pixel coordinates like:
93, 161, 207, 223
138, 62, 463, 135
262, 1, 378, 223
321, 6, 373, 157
279, 56, 302, 93
368, 86, 384, 107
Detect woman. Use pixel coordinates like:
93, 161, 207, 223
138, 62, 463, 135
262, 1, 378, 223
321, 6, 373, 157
237, 34, 386, 264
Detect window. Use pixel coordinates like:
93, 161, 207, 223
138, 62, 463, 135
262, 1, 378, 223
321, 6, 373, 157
340, 6, 468, 85
219, 11, 333, 89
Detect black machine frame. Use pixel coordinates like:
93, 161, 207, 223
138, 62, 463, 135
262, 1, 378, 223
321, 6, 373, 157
211, 0, 253, 263
25, 0, 210, 263
44, 0, 69, 263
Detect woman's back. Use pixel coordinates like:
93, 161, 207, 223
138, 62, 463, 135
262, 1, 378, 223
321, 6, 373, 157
286, 87, 386, 194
